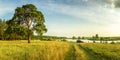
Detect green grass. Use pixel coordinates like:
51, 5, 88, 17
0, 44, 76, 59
0, 40, 120, 60
79, 43, 120, 60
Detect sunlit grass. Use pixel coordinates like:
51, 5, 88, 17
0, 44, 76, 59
0, 40, 69, 60
80, 43, 120, 60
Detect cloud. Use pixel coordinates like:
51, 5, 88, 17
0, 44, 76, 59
40, 1, 120, 25
37, 0, 120, 37
92, 0, 120, 8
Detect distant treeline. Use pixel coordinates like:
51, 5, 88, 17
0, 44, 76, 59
72, 34, 120, 41
33, 36, 67, 41
88, 34, 120, 41
88, 37, 120, 41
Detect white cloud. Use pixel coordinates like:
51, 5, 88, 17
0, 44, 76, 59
41, 2, 120, 25
41, 0, 120, 37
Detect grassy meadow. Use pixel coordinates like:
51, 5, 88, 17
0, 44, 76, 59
0, 40, 70, 60
79, 43, 120, 60
0, 40, 120, 60
0, 40, 86, 60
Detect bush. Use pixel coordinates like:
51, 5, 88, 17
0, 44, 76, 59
111, 41, 115, 44
93, 40, 96, 43
105, 41, 108, 44
61, 39, 67, 42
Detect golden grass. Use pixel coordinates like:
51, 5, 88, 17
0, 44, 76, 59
0, 40, 69, 60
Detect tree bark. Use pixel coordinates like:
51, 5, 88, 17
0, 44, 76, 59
27, 17, 31, 43
28, 32, 30, 43
28, 27, 31, 43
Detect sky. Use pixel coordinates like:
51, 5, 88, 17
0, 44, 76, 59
1, 0, 120, 37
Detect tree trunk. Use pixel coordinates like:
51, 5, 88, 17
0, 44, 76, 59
28, 33, 30, 43
28, 29, 31, 43
27, 17, 31, 43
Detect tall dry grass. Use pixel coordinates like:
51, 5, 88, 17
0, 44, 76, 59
0, 40, 69, 60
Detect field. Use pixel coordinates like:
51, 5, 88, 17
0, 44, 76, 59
0, 40, 86, 60
79, 43, 120, 60
0, 40, 120, 60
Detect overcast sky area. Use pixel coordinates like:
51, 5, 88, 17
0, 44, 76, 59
1, 0, 120, 37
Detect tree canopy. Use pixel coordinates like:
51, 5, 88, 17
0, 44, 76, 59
6, 4, 47, 43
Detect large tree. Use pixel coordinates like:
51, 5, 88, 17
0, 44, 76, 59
11, 4, 47, 43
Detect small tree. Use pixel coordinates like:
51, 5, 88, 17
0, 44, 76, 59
72, 36, 76, 40
95, 34, 99, 39
78, 36, 81, 40
82, 36, 85, 39
100, 37, 103, 43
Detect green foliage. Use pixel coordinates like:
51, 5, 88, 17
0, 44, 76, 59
89, 34, 100, 40
13, 4, 47, 42
61, 39, 67, 42
110, 41, 115, 44
95, 34, 99, 38
81, 36, 85, 39
78, 36, 81, 39
88, 34, 120, 41
5, 25, 28, 40
33, 35, 67, 41
0, 19, 7, 40
3, 4, 47, 42
12, 4, 47, 35
93, 40, 96, 43
72, 36, 76, 40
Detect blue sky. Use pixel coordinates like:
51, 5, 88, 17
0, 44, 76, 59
1, 0, 120, 37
